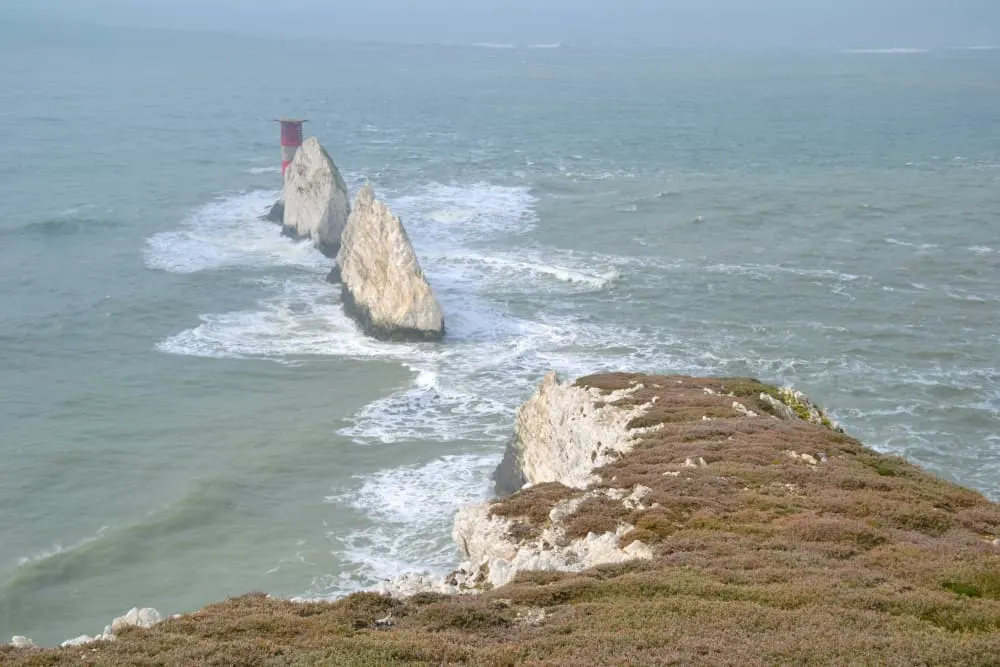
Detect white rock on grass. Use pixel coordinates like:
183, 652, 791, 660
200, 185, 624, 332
110, 607, 163, 633
56, 606, 163, 649
60, 635, 96, 648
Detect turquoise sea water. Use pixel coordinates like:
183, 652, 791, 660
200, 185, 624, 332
1, 21, 998, 645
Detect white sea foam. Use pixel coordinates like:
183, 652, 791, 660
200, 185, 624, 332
156, 278, 420, 361
701, 262, 866, 284
246, 166, 281, 175
144, 190, 325, 274
884, 237, 940, 250
389, 182, 538, 240
318, 454, 497, 593
428, 249, 620, 290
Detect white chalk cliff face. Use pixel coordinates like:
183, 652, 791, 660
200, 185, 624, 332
494, 371, 652, 494
281, 137, 351, 258
378, 372, 659, 597
334, 183, 445, 341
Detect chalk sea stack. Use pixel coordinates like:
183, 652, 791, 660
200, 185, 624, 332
333, 183, 445, 342
280, 137, 350, 258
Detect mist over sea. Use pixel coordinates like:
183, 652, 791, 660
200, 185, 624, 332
1, 22, 998, 645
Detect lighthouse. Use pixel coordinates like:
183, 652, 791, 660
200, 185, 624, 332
276, 118, 307, 176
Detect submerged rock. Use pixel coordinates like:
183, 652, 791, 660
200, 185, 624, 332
335, 183, 444, 341
281, 137, 350, 257
263, 200, 284, 223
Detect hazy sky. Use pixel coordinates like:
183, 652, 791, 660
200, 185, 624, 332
8, 0, 1000, 49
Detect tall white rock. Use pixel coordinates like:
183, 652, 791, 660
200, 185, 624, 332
281, 137, 350, 257
493, 371, 651, 494
334, 183, 445, 341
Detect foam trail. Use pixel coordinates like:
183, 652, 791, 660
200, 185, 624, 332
318, 454, 497, 594
144, 190, 326, 274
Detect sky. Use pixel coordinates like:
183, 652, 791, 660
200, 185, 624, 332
7, 0, 1000, 49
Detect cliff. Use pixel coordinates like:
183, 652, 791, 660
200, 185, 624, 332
280, 137, 351, 258
333, 183, 445, 341
6, 373, 1000, 666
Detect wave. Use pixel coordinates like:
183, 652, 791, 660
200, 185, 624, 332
884, 237, 939, 250
2, 479, 242, 595
315, 453, 498, 596
471, 42, 516, 49
8, 214, 120, 239
15, 527, 111, 569
143, 189, 325, 274
842, 48, 930, 55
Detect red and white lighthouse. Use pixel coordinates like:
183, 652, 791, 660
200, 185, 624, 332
276, 118, 307, 176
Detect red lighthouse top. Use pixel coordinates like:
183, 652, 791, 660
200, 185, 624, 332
275, 118, 307, 147
275, 119, 308, 175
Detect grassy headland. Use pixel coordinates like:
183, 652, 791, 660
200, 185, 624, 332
5, 374, 999, 666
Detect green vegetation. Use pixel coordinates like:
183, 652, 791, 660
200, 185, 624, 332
5, 374, 1000, 666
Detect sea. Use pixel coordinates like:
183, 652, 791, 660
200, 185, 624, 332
1, 20, 998, 646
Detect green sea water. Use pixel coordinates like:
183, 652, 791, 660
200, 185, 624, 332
1, 20, 998, 646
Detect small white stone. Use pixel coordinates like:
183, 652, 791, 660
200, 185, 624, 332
623, 485, 652, 510
61, 635, 95, 648
604, 488, 627, 501
517, 608, 547, 626
10, 636, 35, 649
703, 387, 717, 396
662, 471, 681, 477
110, 607, 163, 634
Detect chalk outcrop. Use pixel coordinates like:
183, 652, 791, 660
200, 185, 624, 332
376, 373, 845, 599
378, 373, 660, 597
281, 137, 351, 257
334, 183, 444, 341
52, 607, 163, 649
494, 371, 653, 495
